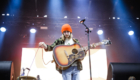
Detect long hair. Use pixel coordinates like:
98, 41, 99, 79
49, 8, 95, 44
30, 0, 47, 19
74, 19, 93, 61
61, 33, 73, 40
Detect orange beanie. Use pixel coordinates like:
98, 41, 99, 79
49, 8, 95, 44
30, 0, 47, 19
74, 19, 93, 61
61, 24, 72, 33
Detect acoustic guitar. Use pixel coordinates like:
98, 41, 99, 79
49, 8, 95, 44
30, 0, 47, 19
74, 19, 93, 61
53, 40, 111, 70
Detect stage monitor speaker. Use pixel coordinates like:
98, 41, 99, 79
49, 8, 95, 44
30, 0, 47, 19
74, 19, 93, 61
107, 63, 140, 80
0, 61, 14, 80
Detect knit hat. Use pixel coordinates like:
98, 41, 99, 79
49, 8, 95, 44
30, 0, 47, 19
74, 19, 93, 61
61, 24, 72, 33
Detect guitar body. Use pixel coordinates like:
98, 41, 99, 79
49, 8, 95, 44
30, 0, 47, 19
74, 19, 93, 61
53, 44, 86, 70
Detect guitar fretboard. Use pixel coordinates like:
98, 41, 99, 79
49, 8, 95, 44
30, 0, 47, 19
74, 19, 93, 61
77, 42, 103, 52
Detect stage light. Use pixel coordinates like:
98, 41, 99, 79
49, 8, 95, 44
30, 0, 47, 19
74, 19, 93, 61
7, 13, 10, 16
37, 15, 39, 17
44, 15, 47, 17
77, 16, 80, 19
136, 17, 139, 20
0, 27, 6, 32
2, 14, 5, 16
128, 31, 134, 35
113, 17, 115, 19
117, 17, 120, 19
30, 29, 36, 33
97, 30, 103, 35
64, 16, 67, 18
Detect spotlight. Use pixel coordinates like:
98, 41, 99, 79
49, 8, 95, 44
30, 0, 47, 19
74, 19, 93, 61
128, 31, 134, 35
113, 17, 115, 19
117, 17, 120, 19
97, 30, 103, 35
37, 15, 39, 17
0, 27, 6, 32
136, 17, 139, 20
44, 15, 47, 17
30, 29, 36, 33
7, 13, 10, 16
2, 14, 5, 16
64, 16, 67, 18
77, 16, 80, 19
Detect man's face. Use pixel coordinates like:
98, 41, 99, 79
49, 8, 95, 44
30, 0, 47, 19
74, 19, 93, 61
63, 31, 70, 38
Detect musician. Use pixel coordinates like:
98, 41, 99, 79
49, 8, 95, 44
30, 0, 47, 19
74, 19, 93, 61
39, 24, 83, 80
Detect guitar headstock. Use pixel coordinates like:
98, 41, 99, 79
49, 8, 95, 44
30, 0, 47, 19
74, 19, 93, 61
102, 39, 112, 46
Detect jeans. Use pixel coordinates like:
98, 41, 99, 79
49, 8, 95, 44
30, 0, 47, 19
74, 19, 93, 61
62, 66, 80, 80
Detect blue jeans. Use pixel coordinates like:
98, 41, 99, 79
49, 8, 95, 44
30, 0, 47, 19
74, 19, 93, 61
62, 66, 80, 80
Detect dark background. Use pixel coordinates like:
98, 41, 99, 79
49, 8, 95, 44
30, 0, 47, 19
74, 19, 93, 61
0, 0, 140, 79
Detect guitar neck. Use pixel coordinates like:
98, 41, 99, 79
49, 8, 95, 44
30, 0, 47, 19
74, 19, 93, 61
78, 42, 103, 52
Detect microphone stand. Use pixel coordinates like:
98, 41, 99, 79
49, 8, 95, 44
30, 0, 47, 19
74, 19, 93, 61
80, 19, 92, 80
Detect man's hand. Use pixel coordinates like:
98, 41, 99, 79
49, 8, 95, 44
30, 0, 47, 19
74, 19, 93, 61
39, 42, 47, 49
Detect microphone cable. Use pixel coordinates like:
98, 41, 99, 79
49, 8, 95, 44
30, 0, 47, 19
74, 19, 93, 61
42, 48, 54, 65
25, 46, 40, 80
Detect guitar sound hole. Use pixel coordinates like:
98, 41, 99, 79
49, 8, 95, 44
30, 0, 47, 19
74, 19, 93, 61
72, 48, 78, 54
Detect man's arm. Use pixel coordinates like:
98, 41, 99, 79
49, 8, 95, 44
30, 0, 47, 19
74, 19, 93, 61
44, 39, 58, 51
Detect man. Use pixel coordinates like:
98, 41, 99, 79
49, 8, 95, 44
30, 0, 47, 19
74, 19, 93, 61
39, 24, 83, 80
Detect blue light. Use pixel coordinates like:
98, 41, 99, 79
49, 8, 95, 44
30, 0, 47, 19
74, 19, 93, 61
97, 30, 103, 35
48, 0, 64, 18
30, 29, 36, 33
0, 27, 6, 32
11, 0, 22, 7
128, 31, 134, 35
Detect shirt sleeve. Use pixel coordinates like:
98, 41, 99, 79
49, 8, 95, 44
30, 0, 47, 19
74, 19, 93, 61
44, 39, 58, 51
75, 39, 80, 44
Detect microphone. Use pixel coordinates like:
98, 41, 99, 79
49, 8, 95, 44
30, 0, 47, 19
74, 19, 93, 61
79, 19, 85, 23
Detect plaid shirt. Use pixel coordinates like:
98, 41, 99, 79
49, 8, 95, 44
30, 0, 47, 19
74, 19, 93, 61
45, 38, 83, 73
